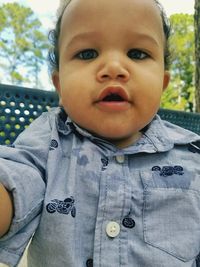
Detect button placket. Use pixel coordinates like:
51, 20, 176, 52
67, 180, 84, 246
93, 156, 129, 266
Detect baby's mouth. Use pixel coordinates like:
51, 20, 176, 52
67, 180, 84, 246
102, 93, 125, 102
97, 86, 129, 102
95, 86, 130, 111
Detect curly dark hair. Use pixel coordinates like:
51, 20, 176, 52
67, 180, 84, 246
48, 0, 171, 74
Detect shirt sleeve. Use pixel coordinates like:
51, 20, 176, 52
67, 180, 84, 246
0, 111, 52, 266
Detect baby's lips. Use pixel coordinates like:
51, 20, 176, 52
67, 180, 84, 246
97, 86, 129, 102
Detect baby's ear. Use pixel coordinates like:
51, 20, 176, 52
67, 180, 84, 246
52, 71, 60, 93
52, 71, 63, 106
163, 71, 170, 92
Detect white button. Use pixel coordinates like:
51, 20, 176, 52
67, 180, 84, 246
115, 155, 125, 164
106, 221, 120, 238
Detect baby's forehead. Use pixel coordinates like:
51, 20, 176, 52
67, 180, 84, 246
60, 0, 163, 31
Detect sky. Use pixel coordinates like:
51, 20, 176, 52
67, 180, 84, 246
0, 0, 195, 89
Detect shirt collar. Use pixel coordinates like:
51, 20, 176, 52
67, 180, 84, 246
56, 107, 200, 155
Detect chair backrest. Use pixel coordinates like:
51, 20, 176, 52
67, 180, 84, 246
0, 84, 59, 145
0, 84, 200, 145
158, 108, 200, 135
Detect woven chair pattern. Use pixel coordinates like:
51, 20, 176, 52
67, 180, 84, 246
0, 84, 59, 145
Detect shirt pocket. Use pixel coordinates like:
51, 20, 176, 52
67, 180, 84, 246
140, 170, 200, 262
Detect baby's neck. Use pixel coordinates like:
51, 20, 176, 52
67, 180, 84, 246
107, 132, 142, 149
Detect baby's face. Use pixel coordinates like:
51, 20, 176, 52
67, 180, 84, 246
53, 0, 170, 148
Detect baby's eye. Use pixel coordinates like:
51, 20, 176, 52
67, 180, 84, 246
127, 49, 149, 60
75, 49, 98, 60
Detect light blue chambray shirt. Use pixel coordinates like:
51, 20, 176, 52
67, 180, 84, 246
0, 107, 200, 267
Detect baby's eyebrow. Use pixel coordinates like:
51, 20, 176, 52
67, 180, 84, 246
128, 31, 160, 48
65, 31, 99, 48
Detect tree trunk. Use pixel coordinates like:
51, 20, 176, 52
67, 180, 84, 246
195, 0, 200, 112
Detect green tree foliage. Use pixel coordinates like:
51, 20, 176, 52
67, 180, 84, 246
161, 14, 195, 111
0, 2, 49, 87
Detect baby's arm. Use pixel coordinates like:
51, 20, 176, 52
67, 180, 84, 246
0, 110, 55, 266
0, 183, 13, 237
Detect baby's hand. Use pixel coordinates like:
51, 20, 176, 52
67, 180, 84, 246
0, 183, 13, 237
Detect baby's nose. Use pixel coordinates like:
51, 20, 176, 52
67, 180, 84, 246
96, 59, 130, 82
